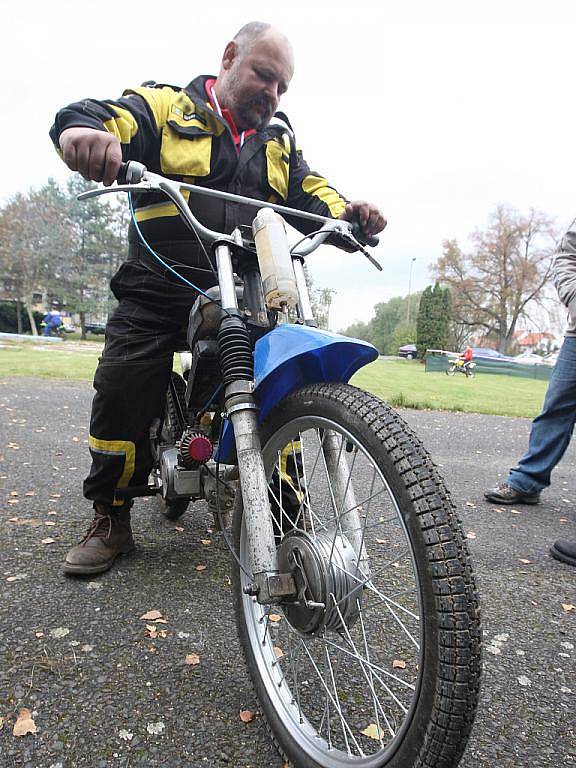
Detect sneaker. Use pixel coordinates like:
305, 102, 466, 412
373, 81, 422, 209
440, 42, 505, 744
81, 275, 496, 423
63, 502, 135, 576
550, 539, 576, 567
484, 482, 540, 505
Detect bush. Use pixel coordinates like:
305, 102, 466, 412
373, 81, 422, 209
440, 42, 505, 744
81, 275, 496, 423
0, 301, 44, 333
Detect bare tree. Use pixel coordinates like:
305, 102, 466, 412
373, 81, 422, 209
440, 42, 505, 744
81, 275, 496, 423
434, 206, 557, 353
0, 180, 72, 334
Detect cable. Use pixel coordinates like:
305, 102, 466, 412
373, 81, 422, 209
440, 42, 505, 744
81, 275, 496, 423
128, 192, 220, 304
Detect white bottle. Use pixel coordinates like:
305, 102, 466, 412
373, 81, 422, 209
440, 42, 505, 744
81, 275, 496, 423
253, 208, 299, 310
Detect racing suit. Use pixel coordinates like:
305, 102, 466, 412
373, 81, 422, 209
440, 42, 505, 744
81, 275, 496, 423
50, 76, 349, 505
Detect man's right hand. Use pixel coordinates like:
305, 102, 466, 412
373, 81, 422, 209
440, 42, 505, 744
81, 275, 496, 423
59, 127, 122, 187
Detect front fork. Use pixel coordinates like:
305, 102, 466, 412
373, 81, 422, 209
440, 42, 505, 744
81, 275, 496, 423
215, 241, 367, 604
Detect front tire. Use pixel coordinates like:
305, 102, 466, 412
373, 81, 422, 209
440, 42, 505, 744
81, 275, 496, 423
232, 383, 480, 768
446, 364, 457, 376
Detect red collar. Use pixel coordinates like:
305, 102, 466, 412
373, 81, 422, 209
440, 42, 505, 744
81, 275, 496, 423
205, 78, 256, 149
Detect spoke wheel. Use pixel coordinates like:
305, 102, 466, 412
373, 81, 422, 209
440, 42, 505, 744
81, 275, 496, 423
446, 365, 456, 376
232, 383, 480, 768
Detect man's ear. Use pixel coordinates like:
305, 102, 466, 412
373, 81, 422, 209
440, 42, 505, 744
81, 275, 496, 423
221, 40, 238, 72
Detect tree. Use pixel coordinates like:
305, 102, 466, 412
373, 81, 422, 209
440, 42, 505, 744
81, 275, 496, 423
416, 283, 452, 359
434, 206, 556, 353
0, 180, 72, 334
341, 293, 421, 354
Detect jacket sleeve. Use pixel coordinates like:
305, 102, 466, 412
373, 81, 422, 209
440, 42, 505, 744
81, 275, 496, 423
49, 87, 169, 165
553, 222, 576, 319
286, 143, 347, 222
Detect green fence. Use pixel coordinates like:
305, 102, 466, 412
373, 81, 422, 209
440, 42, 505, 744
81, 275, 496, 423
425, 352, 553, 380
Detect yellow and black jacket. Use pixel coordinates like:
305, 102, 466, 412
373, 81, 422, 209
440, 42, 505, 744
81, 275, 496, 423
50, 75, 348, 261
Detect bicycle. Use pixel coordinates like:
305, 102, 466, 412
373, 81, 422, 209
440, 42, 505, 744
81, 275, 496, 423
80, 161, 481, 768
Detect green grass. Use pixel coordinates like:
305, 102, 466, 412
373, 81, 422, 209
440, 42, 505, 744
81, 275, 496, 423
351, 359, 548, 418
0, 340, 102, 381
0, 342, 548, 418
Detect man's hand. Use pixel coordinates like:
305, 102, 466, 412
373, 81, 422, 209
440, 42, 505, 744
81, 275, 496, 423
59, 127, 122, 187
339, 201, 387, 238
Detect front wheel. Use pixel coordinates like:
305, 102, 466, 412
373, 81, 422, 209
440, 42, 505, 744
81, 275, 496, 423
446, 363, 457, 376
232, 383, 480, 768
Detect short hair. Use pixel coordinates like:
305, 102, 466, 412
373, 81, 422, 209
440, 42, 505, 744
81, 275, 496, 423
233, 21, 272, 54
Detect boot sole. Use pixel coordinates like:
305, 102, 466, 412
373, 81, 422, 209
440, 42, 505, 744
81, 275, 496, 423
484, 493, 540, 505
550, 545, 576, 567
62, 546, 135, 576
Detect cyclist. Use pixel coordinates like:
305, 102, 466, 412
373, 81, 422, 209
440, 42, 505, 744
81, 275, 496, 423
49, 21, 387, 576
460, 345, 474, 373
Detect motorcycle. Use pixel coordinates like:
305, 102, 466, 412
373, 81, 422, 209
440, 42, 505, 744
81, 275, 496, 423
446, 358, 476, 378
80, 162, 481, 768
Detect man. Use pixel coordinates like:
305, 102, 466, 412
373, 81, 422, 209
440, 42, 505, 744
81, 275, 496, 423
42, 304, 63, 337
460, 345, 473, 374
485, 221, 576, 567
50, 22, 386, 576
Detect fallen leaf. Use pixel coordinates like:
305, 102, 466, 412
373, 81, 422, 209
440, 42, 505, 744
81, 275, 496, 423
185, 653, 200, 665
44, 521, 56, 527
51, 493, 62, 498
174, 526, 184, 532
239, 709, 255, 723
119, 729, 133, 741
560, 518, 568, 522
195, 565, 207, 572
466, 532, 477, 540
146, 721, 165, 735
13, 708, 37, 737
6, 574, 27, 582
145, 625, 158, 638
50, 627, 70, 639
510, 509, 521, 515
0, 716, 4, 730
9, 491, 19, 496
140, 610, 164, 621
7, 499, 19, 505
465, 502, 475, 507
35, 631, 44, 638
361, 723, 384, 741
518, 559, 533, 565
375, 538, 387, 544
274, 646, 284, 659
562, 603, 575, 613
517, 675, 532, 687
201, 539, 211, 545
41, 538, 55, 545
24, 492, 35, 497
268, 613, 282, 623
392, 659, 406, 669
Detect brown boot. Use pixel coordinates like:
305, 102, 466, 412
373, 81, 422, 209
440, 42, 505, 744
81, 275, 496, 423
63, 502, 135, 576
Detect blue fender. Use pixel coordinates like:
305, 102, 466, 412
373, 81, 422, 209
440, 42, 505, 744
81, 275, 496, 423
218, 324, 378, 463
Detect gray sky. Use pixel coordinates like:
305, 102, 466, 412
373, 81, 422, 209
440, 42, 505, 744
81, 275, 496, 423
3, 0, 575, 329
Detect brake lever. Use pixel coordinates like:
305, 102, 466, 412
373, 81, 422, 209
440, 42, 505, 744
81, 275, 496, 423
77, 181, 154, 201
339, 227, 383, 272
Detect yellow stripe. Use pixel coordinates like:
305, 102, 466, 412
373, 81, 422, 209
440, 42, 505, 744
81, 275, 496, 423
266, 140, 289, 200
302, 175, 346, 218
134, 189, 191, 222
124, 86, 173, 128
103, 106, 139, 144
279, 442, 304, 503
89, 436, 136, 506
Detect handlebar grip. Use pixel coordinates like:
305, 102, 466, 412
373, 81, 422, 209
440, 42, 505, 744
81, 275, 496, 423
350, 221, 379, 248
117, 161, 147, 185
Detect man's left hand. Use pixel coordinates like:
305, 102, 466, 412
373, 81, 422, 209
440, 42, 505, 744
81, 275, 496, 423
339, 201, 387, 237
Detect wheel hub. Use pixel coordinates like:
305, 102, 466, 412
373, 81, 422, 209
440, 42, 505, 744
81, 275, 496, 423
277, 529, 363, 635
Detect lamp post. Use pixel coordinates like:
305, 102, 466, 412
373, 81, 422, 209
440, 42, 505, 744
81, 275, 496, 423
406, 257, 416, 326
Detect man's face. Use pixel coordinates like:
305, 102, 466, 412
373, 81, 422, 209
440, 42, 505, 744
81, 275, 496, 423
220, 32, 294, 131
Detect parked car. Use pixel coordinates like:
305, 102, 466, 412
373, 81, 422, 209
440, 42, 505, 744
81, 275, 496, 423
398, 343, 417, 359
514, 352, 545, 365
542, 351, 559, 366
84, 322, 106, 335
470, 347, 514, 362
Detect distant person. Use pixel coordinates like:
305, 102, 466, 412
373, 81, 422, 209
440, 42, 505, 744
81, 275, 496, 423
460, 345, 473, 373
485, 220, 576, 567
42, 305, 62, 337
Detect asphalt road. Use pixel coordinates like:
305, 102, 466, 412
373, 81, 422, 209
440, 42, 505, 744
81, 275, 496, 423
0, 378, 574, 768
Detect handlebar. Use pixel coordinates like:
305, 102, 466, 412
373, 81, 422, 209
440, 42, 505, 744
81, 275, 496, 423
80, 161, 381, 266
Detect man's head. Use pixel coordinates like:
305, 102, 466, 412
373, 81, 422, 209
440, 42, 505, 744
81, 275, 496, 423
215, 22, 294, 131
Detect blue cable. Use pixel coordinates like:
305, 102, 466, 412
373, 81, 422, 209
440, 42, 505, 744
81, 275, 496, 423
128, 192, 215, 303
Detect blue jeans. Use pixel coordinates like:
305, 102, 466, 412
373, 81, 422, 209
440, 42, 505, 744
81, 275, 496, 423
508, 336, 576, 495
